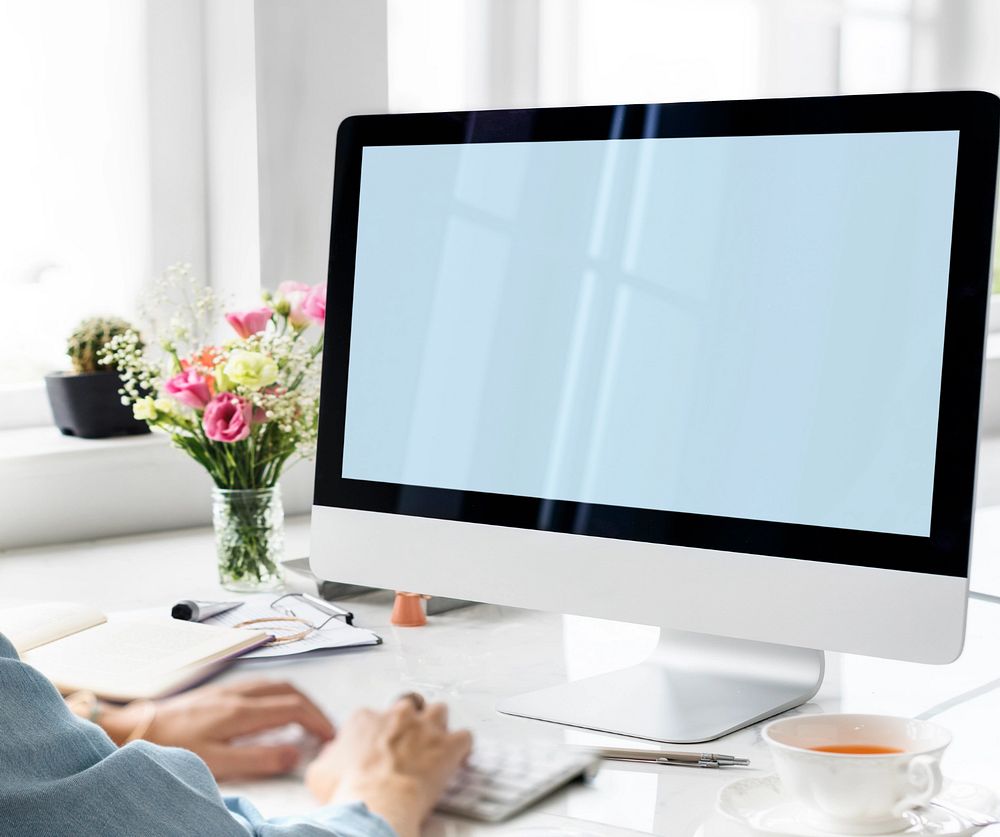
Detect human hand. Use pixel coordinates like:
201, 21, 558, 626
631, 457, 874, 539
305, 695, 472, 837
103, 679, 335, 780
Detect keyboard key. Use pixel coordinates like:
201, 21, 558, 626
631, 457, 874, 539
435, 740, 599, 823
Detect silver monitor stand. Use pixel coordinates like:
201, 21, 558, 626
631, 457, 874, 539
496, 628, 825, 743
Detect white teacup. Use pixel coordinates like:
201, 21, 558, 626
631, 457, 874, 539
762, 714, 951, 835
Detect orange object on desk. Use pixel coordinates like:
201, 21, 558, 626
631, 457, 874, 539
391, 591, 430, 627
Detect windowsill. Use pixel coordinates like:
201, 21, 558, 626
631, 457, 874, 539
0, 425, 168, 462
0, 427, 315, 550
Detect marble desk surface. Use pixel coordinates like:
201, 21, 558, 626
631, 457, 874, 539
2, 516, 1000, 836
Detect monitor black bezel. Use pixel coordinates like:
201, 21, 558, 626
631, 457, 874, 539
316, 92, 999, 578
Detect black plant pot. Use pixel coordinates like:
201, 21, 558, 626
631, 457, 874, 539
44, 371, 150, 439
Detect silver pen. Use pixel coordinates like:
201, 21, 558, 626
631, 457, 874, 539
300, 592, 354, 625
597, 746, 750, 768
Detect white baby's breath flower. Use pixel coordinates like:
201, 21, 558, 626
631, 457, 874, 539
133, 397, 157, 421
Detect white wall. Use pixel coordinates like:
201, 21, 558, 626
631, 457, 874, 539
147, 0, 209, 285
254, 0, 389, 292
912, 0, 1000, 93
203, 0, 262, 305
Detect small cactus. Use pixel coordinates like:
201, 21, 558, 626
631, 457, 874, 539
67, 316, 139, 374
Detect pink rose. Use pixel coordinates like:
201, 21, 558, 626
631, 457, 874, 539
225, 307, 273, 339
278, 281, 311, 328
202, 393, 252, 443
164, 369, 214, 409
301, 282, 326, 325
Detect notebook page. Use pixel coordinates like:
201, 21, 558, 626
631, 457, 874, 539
0, 602, 106, 654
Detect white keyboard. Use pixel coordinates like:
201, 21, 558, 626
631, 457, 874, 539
436, 741, 601, 823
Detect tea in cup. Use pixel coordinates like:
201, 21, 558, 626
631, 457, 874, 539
762, 714, 951, 835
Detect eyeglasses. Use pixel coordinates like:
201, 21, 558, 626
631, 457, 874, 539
270, 592, 353, 629
232, 593, 354, 646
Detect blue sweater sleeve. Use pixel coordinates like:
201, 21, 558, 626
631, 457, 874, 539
0, 634, 396, 837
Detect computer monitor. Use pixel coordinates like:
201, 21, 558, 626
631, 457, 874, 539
311, 92, 999, 743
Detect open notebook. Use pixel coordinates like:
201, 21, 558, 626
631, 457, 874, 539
0, 602, 268, 702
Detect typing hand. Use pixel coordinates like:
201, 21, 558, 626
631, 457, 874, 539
104, 679, 335, 780
305, 694, 472, 837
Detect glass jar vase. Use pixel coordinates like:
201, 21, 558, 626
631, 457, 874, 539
212, 486, 284, 591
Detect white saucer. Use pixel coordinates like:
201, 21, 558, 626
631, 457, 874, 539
711, 774, 999, 837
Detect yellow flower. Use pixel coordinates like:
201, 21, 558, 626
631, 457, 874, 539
153, 397, 174, 415
133, 397, 157, 421
223, 349, 278, 391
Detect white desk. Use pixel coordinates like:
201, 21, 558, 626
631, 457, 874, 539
2, 517, 1000, 836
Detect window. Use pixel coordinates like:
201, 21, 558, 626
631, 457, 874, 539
0, 1, 150, 387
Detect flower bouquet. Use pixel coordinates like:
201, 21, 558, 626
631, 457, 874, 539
102, 266, 326, 590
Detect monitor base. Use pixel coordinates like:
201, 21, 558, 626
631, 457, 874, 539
496, 628, 824, 744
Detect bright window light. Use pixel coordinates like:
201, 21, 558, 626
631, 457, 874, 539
840, 15, 911, 93
572, 0, 761, 104
0, 1, 150, 385
387, 0, 476, 112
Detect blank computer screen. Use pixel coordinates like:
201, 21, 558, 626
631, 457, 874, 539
342, 132, 960, 537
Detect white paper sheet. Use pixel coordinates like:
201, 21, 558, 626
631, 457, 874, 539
202, 595, 380, 658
